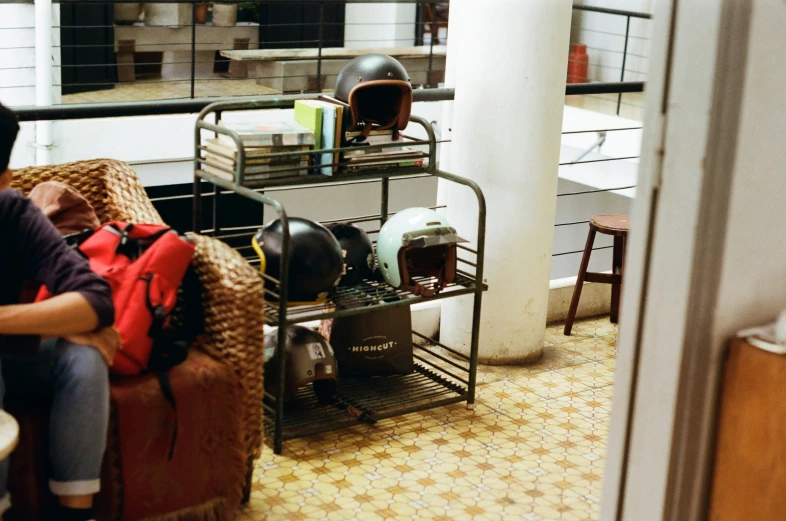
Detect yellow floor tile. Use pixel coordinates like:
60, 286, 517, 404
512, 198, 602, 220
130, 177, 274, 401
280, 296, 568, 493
246, 316, 617, 520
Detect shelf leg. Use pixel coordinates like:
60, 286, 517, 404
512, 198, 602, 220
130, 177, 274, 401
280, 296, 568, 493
380, 177, 390, 226
212, 183, 220, 237
192, 178, 202, 233
467, 289, 483, 404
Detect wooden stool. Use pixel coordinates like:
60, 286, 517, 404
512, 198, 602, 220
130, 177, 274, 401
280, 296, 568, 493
564, 214, 630, 335
0, 410, 19, 460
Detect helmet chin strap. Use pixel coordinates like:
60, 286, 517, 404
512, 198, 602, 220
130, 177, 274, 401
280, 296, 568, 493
402, 266, 447, 297
402, 281, 436, 297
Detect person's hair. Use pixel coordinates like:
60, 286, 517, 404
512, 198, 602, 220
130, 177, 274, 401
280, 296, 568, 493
0, 103, 20, 172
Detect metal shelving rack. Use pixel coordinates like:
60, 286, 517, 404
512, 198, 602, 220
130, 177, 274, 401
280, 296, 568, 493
194, 98, 487, 455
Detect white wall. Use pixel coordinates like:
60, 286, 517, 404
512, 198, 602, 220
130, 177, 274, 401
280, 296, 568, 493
0, 4, 38, 107
711, 1, 786, 349
0, 4, 61, 108
344, 3, 417, 49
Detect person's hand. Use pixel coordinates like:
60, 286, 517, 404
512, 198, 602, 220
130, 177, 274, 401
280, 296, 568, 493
66, 327, 122, 367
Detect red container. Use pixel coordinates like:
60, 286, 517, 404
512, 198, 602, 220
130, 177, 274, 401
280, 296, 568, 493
567, 43, 589, 84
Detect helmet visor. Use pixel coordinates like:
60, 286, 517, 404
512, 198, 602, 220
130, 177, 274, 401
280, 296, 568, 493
401, 227, 467, 249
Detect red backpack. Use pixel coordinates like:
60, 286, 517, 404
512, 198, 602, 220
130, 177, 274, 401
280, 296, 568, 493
37, 222, 198, 458
38, 222, 197, 375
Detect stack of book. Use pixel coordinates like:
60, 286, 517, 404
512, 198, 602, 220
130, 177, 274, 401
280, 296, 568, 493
294, 99, 343, 175
294, 97, 427, 175
340, 129, 426, 172
200, 120, 315, 183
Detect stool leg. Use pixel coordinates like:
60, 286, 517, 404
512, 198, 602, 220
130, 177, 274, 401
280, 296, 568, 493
564, 227, 597, 336
611, 235, 623, 323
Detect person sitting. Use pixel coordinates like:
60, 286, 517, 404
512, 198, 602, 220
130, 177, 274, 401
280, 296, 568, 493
0, 103, 121, 521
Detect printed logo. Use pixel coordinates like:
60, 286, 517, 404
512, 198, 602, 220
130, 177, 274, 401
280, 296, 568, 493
349, 335, 397, 359
350, 341, 397, 353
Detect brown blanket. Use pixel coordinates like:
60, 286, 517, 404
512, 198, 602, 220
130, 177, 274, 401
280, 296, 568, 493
109, 348, 247, 520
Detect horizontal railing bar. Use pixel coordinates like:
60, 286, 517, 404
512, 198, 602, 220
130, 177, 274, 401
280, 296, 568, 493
13, 82, 644, 122
572, 4, 652, 19
570, 25, 653, 41
554, 220, 591, 228
561, 156, 640, 166
557, 185, 636, 197
562, 127, 642, 134
553, 245, 614, 257
564, 81, 645, 95
13, 89, 452, 121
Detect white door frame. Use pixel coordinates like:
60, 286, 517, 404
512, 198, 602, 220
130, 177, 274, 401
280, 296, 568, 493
600, 0, 755, 519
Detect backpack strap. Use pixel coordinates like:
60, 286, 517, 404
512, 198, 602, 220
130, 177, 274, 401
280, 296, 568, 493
116, 225, 172, 261
145, 263, 200, 461
153, 371, 178, 460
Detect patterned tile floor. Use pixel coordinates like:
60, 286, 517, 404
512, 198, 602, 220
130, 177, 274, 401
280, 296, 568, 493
61, 78, 278, 105
238, 316, 617, 521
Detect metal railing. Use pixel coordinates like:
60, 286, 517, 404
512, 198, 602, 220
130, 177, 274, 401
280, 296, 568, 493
569, 4, 652, 117
0, 1, 649, 112
3, 0, 649, 280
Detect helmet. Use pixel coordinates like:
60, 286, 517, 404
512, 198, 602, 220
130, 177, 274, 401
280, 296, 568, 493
325, 222, 375, 287
264, 326, 338, 404
334, 54, 413, 136
376, 208, 465, 297
252, 217, 343, 304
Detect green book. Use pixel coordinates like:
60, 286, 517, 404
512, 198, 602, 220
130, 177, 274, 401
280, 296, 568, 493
294, 100, 323, 165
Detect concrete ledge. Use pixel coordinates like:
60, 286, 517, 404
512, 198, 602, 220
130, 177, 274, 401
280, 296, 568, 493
547, 273, 612, 324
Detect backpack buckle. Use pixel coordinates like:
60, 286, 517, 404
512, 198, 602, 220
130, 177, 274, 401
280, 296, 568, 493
149, 305, 167, 338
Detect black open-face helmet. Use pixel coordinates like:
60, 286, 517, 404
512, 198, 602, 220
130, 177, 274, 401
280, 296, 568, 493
264, 326, 338, 404
325, 222, 375, 287
252, 217, 343, 304
334, 54, 413, 137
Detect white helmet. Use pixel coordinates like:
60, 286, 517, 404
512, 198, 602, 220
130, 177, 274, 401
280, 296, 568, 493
376, 207, 465, 296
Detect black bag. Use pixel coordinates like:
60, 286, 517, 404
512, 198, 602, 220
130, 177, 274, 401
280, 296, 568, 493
323, 306, 414, 377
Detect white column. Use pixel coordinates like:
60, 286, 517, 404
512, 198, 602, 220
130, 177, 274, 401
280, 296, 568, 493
435, 0, 465, 206
34, 0, 54, 166
439, 0, 572, 364
344, 3, 416, 49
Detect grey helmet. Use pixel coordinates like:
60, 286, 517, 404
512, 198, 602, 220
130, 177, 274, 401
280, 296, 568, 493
334, 54, 413, 137
264, 326, 338, 404
376, 207, 465, 297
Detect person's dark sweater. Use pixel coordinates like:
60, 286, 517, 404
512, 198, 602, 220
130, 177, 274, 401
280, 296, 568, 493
0, 189, 114, 328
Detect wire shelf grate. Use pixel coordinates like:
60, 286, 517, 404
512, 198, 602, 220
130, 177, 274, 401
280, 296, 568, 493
263, 272, 480, 326
263, 362, 468, 442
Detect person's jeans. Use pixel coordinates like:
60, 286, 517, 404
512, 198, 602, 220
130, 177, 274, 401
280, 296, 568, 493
0, 338, 109, 515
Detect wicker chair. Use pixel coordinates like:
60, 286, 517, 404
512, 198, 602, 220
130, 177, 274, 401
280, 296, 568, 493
4, 160, 265, 521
